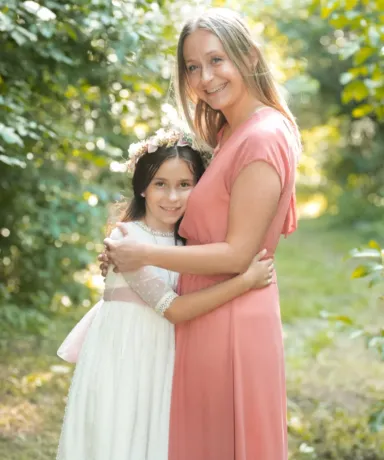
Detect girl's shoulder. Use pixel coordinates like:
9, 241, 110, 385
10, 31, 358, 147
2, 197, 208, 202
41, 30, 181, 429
110, 221, 176, 244
108, 221, 145, 241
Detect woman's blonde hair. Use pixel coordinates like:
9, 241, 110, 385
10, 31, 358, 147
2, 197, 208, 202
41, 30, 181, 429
175, 8, 300, 150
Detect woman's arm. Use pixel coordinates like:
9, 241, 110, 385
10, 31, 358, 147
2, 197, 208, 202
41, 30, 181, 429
105, 161, 281, 275
124, 251, 273, 325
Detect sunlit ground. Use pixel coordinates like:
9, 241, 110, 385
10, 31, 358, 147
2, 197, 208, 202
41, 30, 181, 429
1, 217, 383, 459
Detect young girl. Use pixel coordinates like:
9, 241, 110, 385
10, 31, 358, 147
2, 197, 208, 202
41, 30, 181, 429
102, 8, 300, 460
56, 129, 273, 460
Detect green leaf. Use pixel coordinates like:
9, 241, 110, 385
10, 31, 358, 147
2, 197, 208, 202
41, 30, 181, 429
329, 15, 349, 28
0, 154, 26, 168
354, 47, 375, 66
0, 11, 12, 32
342, 80, 369, 103
368, 272, 383, 288
331, 315, 355, 325
345, 0, 358, 10
49, 48, 74, 65
10, 30, 27, 46
63, 23, 78, 41
16, 26, 38, 42
368, 240, 381, 250
0, 124, 24, 146
352, 104, 373, 118
351, 265, 370, 279
368, 404, 384, 433
321, 0, 340, 19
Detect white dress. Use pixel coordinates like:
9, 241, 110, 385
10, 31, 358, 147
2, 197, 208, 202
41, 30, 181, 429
57, 221, 179, 460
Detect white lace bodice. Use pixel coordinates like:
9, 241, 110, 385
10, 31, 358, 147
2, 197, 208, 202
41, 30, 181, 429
104, 221, 179, 315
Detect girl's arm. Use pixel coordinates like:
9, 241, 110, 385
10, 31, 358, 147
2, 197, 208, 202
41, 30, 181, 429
105, 161, 281, 275
123, 250, 273, 325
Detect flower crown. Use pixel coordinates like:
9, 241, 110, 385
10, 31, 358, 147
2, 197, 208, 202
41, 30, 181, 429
126, 128, 197, 173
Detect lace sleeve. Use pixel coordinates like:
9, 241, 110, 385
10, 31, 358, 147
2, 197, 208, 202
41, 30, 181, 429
122, 267, 178, 316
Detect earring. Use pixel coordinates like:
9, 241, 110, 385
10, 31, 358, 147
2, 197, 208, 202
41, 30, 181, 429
141, 193, 145, 197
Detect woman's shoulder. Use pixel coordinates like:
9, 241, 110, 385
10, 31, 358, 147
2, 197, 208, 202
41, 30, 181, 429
229, 108, 298, 182
236, 109, 301, 166
244, 108, 291, 143
252, 107, 290, 131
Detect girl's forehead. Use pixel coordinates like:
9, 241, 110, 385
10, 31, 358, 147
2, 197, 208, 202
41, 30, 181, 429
155, 157, 194, 176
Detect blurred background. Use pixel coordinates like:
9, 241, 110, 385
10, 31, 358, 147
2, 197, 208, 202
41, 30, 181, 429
0, 0, 383, 458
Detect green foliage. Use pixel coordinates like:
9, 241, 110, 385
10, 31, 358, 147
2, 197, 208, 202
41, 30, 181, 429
276, 218, 377, 323
322, 240, 384, 433
262, 0, 384, 224
288, 406, 384, 459
313, 0, 384, 121
346, 241, 383, 365
350, 241, 384, 287
320, 0, 384, 224
0, 0, 176, 337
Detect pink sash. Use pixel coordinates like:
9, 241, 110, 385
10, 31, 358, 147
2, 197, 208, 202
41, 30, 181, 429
57, 300, 103, 363
57, 288, 146, 363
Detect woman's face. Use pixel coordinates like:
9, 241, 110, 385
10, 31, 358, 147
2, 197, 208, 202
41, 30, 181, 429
143, 157, 195, 232
183, 29, 248, 116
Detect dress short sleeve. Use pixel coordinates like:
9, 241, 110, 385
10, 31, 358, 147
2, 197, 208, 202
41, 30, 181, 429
226, 124, 291, 192
225, 118, 298, 237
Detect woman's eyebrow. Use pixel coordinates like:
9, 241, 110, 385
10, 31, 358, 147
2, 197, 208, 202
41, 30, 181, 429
185, 50, 223, 63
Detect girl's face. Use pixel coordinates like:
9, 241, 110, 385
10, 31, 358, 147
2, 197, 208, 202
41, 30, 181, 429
143, 157, 195, 232
183, 29, 249, 116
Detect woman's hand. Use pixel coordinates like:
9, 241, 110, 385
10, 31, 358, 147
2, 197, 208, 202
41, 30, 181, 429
103, 223, 148, 273
242, 249, 274, 289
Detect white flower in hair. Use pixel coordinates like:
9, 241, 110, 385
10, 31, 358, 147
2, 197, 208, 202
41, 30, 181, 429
126, 128, 196, 173
128, 140, 146, 159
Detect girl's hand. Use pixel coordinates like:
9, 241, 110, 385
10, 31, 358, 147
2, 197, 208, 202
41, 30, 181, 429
98, 250, 110, 278
242, 249, 274, 289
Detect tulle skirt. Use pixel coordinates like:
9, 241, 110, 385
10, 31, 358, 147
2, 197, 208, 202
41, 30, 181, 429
57, 300, 175, 460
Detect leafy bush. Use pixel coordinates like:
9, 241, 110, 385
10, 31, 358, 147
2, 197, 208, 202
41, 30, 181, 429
0, 0, 173, 337
289, 404, 384, 459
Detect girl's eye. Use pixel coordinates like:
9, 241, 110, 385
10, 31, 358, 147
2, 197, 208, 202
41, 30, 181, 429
187, 64, 198, 73
212, 57, 222, 64
180, 182, 192, 188
154, 181, 165, 187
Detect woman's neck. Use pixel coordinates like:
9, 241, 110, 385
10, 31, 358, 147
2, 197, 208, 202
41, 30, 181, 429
222, 95, 264, 135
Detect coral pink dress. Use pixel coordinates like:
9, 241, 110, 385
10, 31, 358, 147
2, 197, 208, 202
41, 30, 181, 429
168, 108, 297, 460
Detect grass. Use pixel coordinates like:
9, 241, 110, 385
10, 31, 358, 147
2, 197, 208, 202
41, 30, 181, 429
0, 350, 69, 459
0, 217, 383, 459
277, 217, 381, 323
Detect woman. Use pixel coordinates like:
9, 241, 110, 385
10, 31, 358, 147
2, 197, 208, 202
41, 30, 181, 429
103, 8, 299, 460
